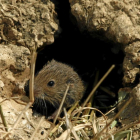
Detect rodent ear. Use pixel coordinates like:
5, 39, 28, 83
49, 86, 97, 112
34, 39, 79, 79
47, 60, 51, 64
47, 59, 56, 64
66, 78, 74, 84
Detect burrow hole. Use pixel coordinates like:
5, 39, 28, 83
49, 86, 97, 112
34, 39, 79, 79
35, 0, 124, 115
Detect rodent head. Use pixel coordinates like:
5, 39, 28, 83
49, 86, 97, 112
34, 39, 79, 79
34, 60, 85, 108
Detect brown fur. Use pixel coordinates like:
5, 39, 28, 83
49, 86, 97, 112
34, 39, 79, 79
34, 60, 85, 108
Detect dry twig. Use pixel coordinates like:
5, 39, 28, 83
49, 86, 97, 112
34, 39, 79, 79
0, 104, 8, 132
100, 86, 116, 97
53, 84, 70, 124
30, 116, 45, 140
83, 65, 115, 109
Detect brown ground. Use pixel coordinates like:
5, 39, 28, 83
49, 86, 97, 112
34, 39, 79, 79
0, 0, 140, 139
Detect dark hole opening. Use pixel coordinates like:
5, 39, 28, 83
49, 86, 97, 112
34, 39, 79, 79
32, 0, 124, 117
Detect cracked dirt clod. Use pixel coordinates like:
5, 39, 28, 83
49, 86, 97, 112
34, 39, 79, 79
123, 42, 140, 85
0, 0, 59, 48
70, 0, 140, 44
0, 44, 30, 97
0, 0, 60, 97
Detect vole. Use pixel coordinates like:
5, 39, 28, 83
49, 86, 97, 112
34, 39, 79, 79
33, 60, 85, 118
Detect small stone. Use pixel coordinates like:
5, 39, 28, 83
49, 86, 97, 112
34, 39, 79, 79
0, 80, 4, 88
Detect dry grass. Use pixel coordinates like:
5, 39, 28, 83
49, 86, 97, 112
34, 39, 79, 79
47, 97, 135, 140
0, 64, 140, 139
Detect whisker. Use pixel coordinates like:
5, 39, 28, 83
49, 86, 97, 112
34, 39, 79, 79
43, 98, 47, 116
42, 97, 46, 108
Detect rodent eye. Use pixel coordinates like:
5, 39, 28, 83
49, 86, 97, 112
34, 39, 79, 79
47, 80, 55, 87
